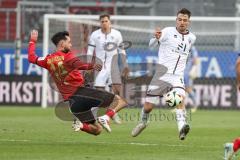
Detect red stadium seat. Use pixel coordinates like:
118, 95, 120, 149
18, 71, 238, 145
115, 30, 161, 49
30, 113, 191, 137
0, 12, 6, 40
1, 0, 18, 8
0, 0, 18, 40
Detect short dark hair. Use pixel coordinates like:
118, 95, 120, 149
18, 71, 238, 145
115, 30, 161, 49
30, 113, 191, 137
177, 8, 191, 18
99, 14, 110, 20
51, 31, 69, 46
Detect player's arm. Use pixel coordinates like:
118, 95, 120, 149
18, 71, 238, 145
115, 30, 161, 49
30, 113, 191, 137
236, 56, 240, 90
28, 30, 47, 68
66, 56, 102, 71
149, 27, 161, 48
86, 33, 96, 63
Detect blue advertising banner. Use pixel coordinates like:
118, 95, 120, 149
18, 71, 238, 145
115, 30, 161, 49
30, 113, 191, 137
0, 47, 238, 77
0, 48, 43, 75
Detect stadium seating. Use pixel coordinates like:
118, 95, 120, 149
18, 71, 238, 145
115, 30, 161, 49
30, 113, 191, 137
0, 0, 18, 41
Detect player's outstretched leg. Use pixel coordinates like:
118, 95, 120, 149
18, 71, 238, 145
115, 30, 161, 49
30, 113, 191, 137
72, 118, 83, 132
179, 124, 190, 140
224, 142, 234, 160
72, 118, 103, 136
98, 95, 128, 132
131, 121, 147, 137
95, 85, 126, 125
98, 115, 111, 132
175, 108, 190, 140
132, 102, 153, 137
131, 108, 149, 137
224, 138, 240, 160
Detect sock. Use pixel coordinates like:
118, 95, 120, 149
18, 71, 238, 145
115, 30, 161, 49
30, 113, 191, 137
175, 109, 187, 132
105, 109, 115, 118
233, 138, 240, 152
141, 108, 149, 124
80, 123, 90, 132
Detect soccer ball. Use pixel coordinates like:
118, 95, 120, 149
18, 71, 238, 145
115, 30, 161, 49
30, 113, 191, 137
165, 90, 183, 108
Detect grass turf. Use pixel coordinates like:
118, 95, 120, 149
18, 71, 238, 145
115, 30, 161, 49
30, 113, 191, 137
0, 107, 240, 160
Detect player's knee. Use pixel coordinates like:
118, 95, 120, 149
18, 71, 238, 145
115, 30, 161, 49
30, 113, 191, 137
145, 96, 159, 108
93, 130, 102, 136
144, 102, 154, 113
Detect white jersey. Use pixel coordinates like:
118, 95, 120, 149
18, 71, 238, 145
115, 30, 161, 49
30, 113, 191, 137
87, 28, 124, 66
149, 27, 196, 76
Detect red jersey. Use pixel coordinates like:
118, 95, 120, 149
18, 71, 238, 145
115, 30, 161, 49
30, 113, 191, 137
28, 40, 94, 100
233, 138, 240, 152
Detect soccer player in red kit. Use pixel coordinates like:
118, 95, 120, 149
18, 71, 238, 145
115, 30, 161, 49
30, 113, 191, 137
28, 30, 127, 135
224, 137, 240, 160
233, 138, 240, 153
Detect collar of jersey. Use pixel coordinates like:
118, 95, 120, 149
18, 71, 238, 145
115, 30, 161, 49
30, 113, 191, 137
101, 28, 112, 35
175, 27, 189, 35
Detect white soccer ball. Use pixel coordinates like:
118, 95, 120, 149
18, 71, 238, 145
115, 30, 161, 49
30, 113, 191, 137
165, 90, 183, 108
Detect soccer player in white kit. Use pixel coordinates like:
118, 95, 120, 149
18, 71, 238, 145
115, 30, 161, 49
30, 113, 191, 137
87, 14, 129, 123
132, 8, 196, 140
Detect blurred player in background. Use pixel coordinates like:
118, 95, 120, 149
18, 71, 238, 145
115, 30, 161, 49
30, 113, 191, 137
184, 46, 199, 112
132, 8, 196, 140
224, 137, 240, 160
28, 30, 127, 135
87, 14, 129, 124
236, 55, 240, 90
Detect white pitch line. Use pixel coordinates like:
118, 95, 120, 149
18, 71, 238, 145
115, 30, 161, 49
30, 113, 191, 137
0, 139, 220, 149
92, 141, 219, 149
95, 141, 158, 146
0, 139, 30, 142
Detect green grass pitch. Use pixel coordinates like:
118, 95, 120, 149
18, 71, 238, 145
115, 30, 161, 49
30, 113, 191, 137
0, 107, 240, 160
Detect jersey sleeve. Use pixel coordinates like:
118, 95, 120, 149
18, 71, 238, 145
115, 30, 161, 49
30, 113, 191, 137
87, 32, 96, 56
65, 53, 94, 71
149, 27, 168, 48
28, 40, 47, 68
149, 38, 160, 48
159, 27, 168, 43
191, 34, 197, 45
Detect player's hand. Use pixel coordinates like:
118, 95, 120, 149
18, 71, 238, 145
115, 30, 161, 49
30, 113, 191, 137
154, 27, 162, 40
122, 67, 130, 79
30, 29, 38, 42
85, 70, 93, 74
93, 64, 102, 71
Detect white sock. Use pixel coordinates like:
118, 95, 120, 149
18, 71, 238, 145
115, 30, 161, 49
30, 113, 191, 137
175, 109, 187, 132
141, 108, 149, 124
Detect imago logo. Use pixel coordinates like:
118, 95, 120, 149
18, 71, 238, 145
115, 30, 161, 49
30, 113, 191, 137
103, 41, 132, 52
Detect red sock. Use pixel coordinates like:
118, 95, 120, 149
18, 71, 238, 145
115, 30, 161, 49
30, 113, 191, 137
233, 138, 240, 152
106, 109, 115, 118
80, 123, 90, 132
